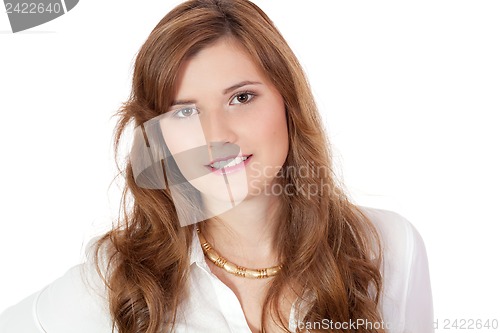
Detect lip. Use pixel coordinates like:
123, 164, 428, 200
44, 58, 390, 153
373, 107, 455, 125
205, 154, 253, 175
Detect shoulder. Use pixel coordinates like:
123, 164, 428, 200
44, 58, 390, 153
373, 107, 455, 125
359, 206, 425, 259
359, 206, 421, 282
358, 205, 428, 285
358, 206, 435, 332
0, 238, 113, 333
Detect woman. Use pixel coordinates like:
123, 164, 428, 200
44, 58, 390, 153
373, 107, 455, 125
0, 0, 433, 332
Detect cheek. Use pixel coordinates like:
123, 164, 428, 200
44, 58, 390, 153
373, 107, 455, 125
247, 103, 288, 155
272, 115, 289, 163
266, 103, 288, 144
160, 118, 207, 155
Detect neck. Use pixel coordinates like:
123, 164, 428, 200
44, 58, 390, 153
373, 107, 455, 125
201, 194, 281, 268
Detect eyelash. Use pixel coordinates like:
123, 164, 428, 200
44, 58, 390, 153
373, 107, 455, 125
171, 107, 199, 119
229, 91, 257, 105
169, 91, 257, 119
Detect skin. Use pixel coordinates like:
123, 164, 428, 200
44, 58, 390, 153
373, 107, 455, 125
165, 37, 291, 332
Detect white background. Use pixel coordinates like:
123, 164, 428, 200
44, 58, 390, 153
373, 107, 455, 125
1, 1, 499, 331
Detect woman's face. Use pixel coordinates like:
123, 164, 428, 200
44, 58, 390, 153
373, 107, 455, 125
160, 38, 288, 215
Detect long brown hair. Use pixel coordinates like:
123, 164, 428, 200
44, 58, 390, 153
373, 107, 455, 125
95, 0, 384, 332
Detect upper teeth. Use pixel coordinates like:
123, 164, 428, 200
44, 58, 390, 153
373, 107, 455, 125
211, 156, 248, 169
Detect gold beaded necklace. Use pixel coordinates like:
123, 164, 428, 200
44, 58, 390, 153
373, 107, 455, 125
196, 227, 283, 279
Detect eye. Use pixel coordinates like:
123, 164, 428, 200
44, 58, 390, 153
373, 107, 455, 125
173, 107, 199, 119
230, 92, 255, 105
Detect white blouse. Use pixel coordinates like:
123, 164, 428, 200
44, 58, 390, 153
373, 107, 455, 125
0, 207, 434, 332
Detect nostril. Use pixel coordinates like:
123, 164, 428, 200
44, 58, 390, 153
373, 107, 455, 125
207, 142, 242, 163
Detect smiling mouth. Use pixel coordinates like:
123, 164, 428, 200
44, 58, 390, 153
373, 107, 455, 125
207, 154, 252, 170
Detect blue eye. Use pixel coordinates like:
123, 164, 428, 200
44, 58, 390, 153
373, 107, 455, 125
173, 107, 199, 119
230, 92, 255, 105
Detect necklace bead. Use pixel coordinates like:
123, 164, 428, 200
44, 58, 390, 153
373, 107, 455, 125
197, 227, 283, 279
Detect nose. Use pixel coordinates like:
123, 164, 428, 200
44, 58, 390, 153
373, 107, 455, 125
202, 110, 237, 146
201, 110, 239, 160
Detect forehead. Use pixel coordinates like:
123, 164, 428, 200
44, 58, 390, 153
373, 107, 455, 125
175, 38, 266, 95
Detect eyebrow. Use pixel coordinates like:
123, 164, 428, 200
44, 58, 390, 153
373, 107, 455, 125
223, 80, 262, 95
170, 80, 262, 107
